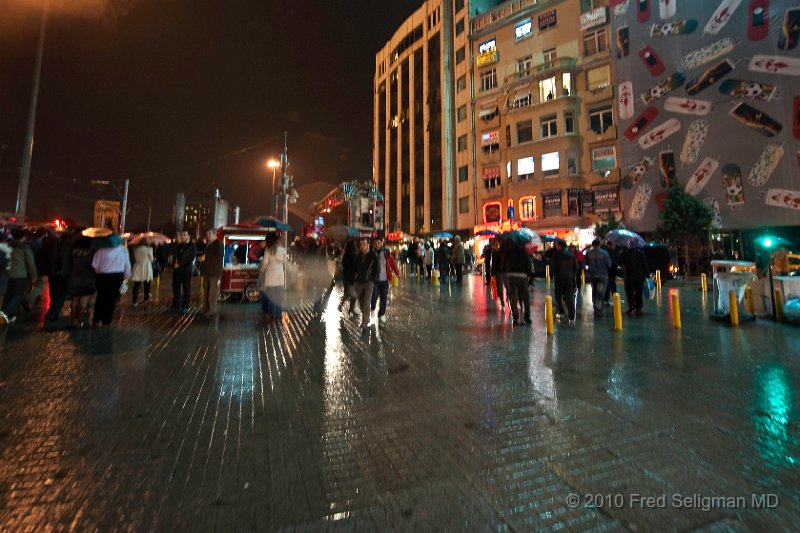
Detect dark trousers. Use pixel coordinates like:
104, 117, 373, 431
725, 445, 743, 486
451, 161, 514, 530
370, 280, 390, 317
132, 281, 151, 304
554, 278, 576, 320
2, 278, 29, 318
590, 277, 607, 312
604, 275, 617, 303
624, 277, 644, 311
455, 263, 464, 284
94, 273, 124, 325
507, 275, 530, 322
45, 275, 69, 322
172, 269, 192, 309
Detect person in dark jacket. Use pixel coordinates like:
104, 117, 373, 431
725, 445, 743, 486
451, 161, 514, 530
452, 236, 466, 285
2, 230, 37, 322
491, 239, 508, 309
551, 240, 578, 321
353, 238, 379, 330
200, 229, 224, 317
436, 241, 451, 281
619, 243, 649, 315
65, 234, 95, 328
340, 240, 358, 315
585, 239, 612, 317
172, 231, 197, 314
602, 240, 618, 305
44, 230, 73, 325
505, 241, 533, 325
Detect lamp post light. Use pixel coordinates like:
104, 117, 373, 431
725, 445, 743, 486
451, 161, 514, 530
267, 159, 280, 216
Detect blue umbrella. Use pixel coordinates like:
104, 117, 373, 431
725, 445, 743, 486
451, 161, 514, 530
541, 234, 560, 242
255, 217, 291, 232
475, 229, 498, 237
605, 229, 646, 248
432, 231, 454, 239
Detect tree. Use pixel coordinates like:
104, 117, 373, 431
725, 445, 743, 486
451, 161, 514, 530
656, 184, 713, 275
594, 210, 624, 238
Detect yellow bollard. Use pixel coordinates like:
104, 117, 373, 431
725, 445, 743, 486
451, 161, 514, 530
154, 275, 160, 302
199, 275, 205, 304
774, 289, 785, 323
546, 264, 551, 285
655, 270, 662, 290
728, 290, 739, 327
545, 295, 554, 335
672, 291, 682, 329
744, 287, 754, 315
417, 266, 422, 282
700, 273, 707, 293
581, 269, 585, 287
432, 269, 439, 286
613, 293, 623, 331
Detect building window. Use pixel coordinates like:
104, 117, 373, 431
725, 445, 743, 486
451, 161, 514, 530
458, 134, 468, 152
540, 114, 558, 138
480, 69, 497, 92
511, 88, 531, 109
542, 151, 560, 177
564, 110, 575, 134
458, 165, 469, 182
567, 150, 578, 175
456, 47, 465, 64
459, 196, 469, 213
455, 0, 465, 13
589, 105, 614, 134
539, 76, 558, 102
483, 169, 501, 190
516, 120, 533, 144
481, 130, 500, 154
580, 0, 596, 12
457, 105, 467, 122
518, 156, 535, 180
592, 146, 617, 177
584, 28, 608, 56
515, 18, 533, 40
455, 18, 464, 35
587, 65, 611, 92
457, 75, 466, 92
543, 47, 557, 67
519, 196, 537, 220
516, 55, 533, 77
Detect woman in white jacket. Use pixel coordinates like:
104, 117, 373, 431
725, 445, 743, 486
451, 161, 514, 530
131, 240, 154, 306
258, 234, 287, 319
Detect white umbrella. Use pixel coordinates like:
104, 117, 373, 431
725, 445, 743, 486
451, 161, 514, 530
129, 232, 170, 245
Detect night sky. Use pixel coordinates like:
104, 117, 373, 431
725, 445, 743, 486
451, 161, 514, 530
0, 0, 419, 230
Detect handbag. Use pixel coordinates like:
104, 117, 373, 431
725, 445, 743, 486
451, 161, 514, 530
644, 278, 656, 300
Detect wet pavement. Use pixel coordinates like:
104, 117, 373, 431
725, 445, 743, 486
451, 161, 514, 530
1, 274, 799, 531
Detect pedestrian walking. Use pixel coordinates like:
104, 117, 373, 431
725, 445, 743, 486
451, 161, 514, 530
436, 241, 451, 281
423, 241, 434, 278
0, 238, 11, 325
481, 242, 492, 284
1, 230, 37, 323
602, 240, 618, 305
65, 235, 95, 328
27, 231, 56, 311
91, 240, 131, 326
370, 236, 400, 324
200, 229, 224, 317
172, 231, 196, 315
505, 240, 533, 325
258, 234, 287, 321
585, 239, 612, 317
551, 240, 578, 321
570, 244, 585, 290
44, 230, 73, 325
619, 243, 649, 315
131, 239, 154, 307
490, 239, 507, 309
452, 236, 465, 285
340, 240, 358, 316
352, 238, 378, 330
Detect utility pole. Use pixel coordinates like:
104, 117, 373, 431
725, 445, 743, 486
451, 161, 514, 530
16, 0, 50, 219
280, 131, 289, 248
146, 198, 152, 232
119, 179, 130, 234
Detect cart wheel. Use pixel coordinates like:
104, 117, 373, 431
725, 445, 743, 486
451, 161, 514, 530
218, 292, 231, 302
244, 283, 261, 303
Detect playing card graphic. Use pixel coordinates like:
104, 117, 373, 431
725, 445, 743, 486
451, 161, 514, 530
765, 189, 800, 210
704, 0, 743, 35
638, 118, 681, 150
664, 97, 712, 116
685, 156, 720, 196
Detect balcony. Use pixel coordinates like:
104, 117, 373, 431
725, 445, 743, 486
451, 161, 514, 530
505, 57, 577, 85
585, 124, 617, 143
583, 83, 613, 104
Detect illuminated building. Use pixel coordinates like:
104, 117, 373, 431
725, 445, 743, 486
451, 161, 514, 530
465, 0, 620, 241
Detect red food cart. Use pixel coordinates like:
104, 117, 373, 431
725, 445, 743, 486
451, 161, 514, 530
218, 225, 276, 302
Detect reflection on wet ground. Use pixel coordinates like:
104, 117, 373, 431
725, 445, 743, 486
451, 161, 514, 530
0, 275, 799, 530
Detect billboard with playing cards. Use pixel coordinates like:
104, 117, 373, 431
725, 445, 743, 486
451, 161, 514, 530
612, 0, 800, 231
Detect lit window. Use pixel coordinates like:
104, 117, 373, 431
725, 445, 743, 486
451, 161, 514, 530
483, 167, 501, 190
538, 76, 557, 102
542, 152, 560, 177
519, 196, 537, 220
517, 157, 535, 180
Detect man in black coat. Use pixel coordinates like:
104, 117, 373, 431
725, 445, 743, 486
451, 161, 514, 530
505, 241, 533, 325
619, 243, 649, 315
172, 231, 197, 315
551, 240, 578, 321
602, 240, 618, 305
352, 238, 379, 330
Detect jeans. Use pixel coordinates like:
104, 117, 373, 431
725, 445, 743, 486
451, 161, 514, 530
370, 280, 389, 317
45, 275, 69, 322
2, 278, 29, 319
172, 269, 192, 309
93, 273, 124, 325
604, 275, 617, 303
507, 275, 530, 323
554, 278, 576, 320
353, 281, 374, 327
590, 277, 607, 312
624, 277, 644, 311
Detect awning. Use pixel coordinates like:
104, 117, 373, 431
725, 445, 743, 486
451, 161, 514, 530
514, 87, 531, 98
482, 166, 501, 180
479, 106, 499, 118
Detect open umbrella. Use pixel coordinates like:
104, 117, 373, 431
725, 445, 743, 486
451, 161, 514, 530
503, 228, 543, 253
475, 229, 498, 237
129, 232, 170, 246
605, 229, 646, 248
541, 234, 560, 242
82, 227, 123, 250
432, 231, 454, 239
255, 217, 291, 232
324, 225, 359, 243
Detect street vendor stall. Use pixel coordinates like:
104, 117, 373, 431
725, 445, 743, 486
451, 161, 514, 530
710, 260, 756, 317
218, 225, 277, 302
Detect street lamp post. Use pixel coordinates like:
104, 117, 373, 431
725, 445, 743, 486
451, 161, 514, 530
267, 159, 279, 216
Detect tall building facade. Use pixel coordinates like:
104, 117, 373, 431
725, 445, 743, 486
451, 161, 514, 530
466, 0, 620, 240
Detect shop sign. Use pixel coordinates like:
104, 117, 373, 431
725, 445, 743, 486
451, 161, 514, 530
582, 190, 595, 215
592, 184, 619, 210
473, 220, 520, 235
542, 189, 562, 217
387, 231, 404, 242
484, 202, 502, 223
579, 6, 607, 31
538, 9, 557, 30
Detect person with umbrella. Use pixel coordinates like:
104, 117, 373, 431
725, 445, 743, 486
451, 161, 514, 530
551, 239, 578, 322
91, 234, 131, 326
172, 230, 196, 315
505, 239, 533, 325
65, 233, 96, 328
1, 229, 37, 323
585, 239, 612, 318
452, 236, 466, 285
619, 242, 649, 315
131, 238, 154, 307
